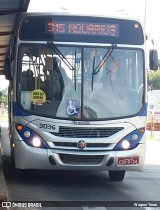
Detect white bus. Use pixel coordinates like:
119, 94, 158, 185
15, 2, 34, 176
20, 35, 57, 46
5, 13, 158, 181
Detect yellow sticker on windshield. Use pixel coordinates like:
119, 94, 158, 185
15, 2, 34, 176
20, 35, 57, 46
31, 89, 46, 105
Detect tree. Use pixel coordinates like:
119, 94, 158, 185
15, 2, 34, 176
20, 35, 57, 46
0, 88, 8, 106
148, 69, 160, 90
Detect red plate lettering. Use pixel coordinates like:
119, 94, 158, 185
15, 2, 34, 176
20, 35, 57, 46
118, 157, 139, 165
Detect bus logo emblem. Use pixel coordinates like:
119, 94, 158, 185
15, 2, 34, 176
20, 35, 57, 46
77, 140, 86, 149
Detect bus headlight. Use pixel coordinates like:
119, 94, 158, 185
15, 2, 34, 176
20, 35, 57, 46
15, 123, 49, 149
122, 140, 130, 149
32, 137, 42, 147
132, 134, 138, 141
24, 131, 31, 138
113, 127, 145, 151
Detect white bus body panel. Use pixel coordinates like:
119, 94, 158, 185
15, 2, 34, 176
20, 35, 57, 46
13, 116, 146, 171
14, 140, 145, 171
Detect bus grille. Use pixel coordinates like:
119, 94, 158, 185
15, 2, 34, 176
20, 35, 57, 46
59, 154, 104, 164
51, 127, 124, 138
54, 142, 110, 148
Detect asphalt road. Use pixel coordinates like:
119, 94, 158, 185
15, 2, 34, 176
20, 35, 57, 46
1, 122, 160, 210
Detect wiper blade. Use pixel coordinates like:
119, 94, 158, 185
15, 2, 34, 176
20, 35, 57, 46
74, 50, 77, 90
91, 44, 117, 90
93, 44, 117, 75
91, 48, 96, 90
47, 41, 75, 71
48, 41, 77, 90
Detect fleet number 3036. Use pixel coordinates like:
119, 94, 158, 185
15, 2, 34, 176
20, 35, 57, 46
39, 123, 56, 130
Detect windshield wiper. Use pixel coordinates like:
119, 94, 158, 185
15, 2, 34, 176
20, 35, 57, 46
91, 44, 117, 90
94, 44, 117, 75
47, 41, 75, 71
74, 50, 77, 90
47, 41, 77, 90
91, 48, 96, 91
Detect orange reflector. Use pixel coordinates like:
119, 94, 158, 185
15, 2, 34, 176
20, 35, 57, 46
16, 125, 23, 131
138, 128, 145, 134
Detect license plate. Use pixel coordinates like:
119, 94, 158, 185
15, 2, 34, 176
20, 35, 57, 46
118, 157, 139, 165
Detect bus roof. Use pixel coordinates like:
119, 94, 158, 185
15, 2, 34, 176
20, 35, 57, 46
21, 11, 143, 24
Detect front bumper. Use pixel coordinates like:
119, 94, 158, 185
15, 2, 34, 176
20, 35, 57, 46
14, 140, 146, 171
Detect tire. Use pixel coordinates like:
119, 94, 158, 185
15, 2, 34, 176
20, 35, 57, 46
10, 146, 23, 176
109, 170, 125, 181
11, 159, 24, 176
10, 144, 15, 167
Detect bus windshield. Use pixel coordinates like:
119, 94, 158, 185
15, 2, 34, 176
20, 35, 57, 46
18, 44, 144, 120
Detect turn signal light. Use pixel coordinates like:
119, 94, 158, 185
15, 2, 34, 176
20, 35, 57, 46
138, 128, 145, 134
16, 125, 23, 131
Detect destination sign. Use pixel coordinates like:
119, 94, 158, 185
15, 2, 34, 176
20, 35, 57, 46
46, 21, 119, 37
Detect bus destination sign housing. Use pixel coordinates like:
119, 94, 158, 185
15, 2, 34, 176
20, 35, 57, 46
19, 15, 144, 45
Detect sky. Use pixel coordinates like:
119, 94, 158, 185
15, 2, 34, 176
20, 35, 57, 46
0, 0, 160, 90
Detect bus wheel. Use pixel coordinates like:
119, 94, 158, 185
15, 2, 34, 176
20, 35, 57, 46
11, 161, 23, 176
109, 170, 125, 181
10, 145, 15, 166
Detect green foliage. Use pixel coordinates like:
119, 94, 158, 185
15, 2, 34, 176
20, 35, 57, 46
148, 69, 160, 90
0, 88, 8, 106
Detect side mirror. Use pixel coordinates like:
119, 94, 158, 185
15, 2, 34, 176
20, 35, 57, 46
149, 50, 158, 70
4, 57, 12, 80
